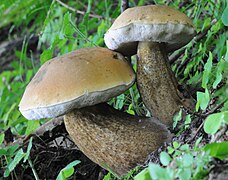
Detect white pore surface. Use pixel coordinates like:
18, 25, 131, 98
104, 23, 195, 55
20, 84, 132, 120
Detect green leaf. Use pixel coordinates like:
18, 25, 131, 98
222, 3, 228, 26
204, 142, 228, 160
178, 168, 191, 180
4, 148, 25, 177
194, 136, 203, 150
213, 59, 225, 88
173, 109, 182, 128
148, 163, 172, 180
173, 141, 180, 149
202, 52, 212, 88
196, 89, 210, 111
167, 146, 174, 154
127, 104, 135, 115
103, 172, 111, 180
204, 112, 224, 134
180, 144, 190, 152
184, 115, 191, 129
224, 111, 228, 124
40, 48, 53, 64
23, 137, 33, 162
56, 160, 80, 180
182, 154, 193, 167
134, 168, 151, 180
62, 12, 75, 38
160, 152, 172, 166
0, 148, 7, 156
0, 133, 4, 145
25, 120, 40, 135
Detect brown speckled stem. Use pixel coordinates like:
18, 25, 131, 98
137, 42, 188, 126
64, 103, 171, 176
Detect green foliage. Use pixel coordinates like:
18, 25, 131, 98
135, 140, 212, 180
204, 111, 228, 134
2, 137, 33, 177
222, 0, 228, 26
204, 142, 228, 160
56, 160, 81, 180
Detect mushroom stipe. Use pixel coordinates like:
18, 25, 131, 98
105, 5, 196, 126
64, 103, 171, 176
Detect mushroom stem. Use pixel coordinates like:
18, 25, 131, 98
137, 41, 192, 126
64, 103, 171, 176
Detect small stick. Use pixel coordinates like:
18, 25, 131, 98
56, 0, 103, 19
187, 122, 204, 143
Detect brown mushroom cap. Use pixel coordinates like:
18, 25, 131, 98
104, 5, 195, 56
19, 47, 135, 120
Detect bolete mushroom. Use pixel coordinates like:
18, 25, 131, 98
19, 47, 135, 119
104, 5, 196, 126
19, 47, 171, 176
64, 103, 171, 176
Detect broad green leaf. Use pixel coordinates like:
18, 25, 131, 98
178, 168, 191, 180
25, 120, 40, 135
222, 3, 228, 26
180, 144, 190, 152
62, 12, 75, 38
160, 152, 172, 166
224, 111, 228, 124
204, 112, 224, 134
173, 141, 180, 149
167, 146, 174, 154
56, 160, 80, 180
148, 163, 172, 180
40, 48, 53, 64
182, 154, 193, 167
196, 89, 210, 111
134, 168, 151, 180
4, 148, 25, 177
0, 148, 7, 156
103, 172, 111, 180
7, 144, 20, 156
213, 73, 222, 89
204, 142, 228, 160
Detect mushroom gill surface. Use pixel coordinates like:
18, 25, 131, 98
64, 103, 171, 176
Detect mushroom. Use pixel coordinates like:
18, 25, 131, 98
19, 47, 135, 119
104, 5, 196, 126
19, 47, 171, 176
64, 103, 171, 176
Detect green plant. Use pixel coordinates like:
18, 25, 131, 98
56, 160, 81, 180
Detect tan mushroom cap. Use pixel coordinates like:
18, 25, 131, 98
104, 5, 196, 55
19, 47, 135, 120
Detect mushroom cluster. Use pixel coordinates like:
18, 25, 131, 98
19, 5, 195, 177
